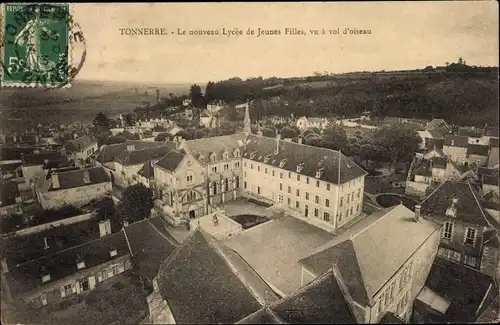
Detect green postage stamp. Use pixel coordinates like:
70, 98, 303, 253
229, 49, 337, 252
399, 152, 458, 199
1, 3, 71, 88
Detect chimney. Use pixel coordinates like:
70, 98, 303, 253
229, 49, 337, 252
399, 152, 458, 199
275, 133, 281, 155
414, 205, 421, 222
52, 173, 60, 189
1, 258, 9, 273
73, 133, 78, 139
43, 237, 50, 250
123, 219, 129, 228
127, 144, 135, 152
83, 170, 90, 184
98, 219, 111, 237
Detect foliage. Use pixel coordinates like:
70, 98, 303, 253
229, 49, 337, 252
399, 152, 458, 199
92, 112, 111, 132
31, 205, 82, 226
281, 126, 297, 138
189, 84, 205, 108
154, 133, 168, 142
322, 125, 347, 151
117, 131, 140, 140
372, 125, 422, 168
103, 135, 127, 145
91, 197, 117, 222
0, 214, 25, 234
124, 113, 136, 127
117, 184, 153, 224
261, 127, 276, 137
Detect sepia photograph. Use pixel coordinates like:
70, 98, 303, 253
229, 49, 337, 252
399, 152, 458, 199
0, 2, 499, 324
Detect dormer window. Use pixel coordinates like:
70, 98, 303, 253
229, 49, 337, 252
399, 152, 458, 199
42, 274, 51, 283
451, 140, 455, 146
110, 249, 117, 257
264, 155, 270, 163
234, 149, 240, 157
316, 167, 324, 178
445, 198, 458, 218
250, 151, 257, 159
77, 261, 86, 270
296, 163, 304, 173
223, 151, 229, 160
279, 158, 287, 168
210, 153, 217, 163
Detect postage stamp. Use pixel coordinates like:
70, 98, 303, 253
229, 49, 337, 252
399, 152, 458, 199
1, 3, 72, 88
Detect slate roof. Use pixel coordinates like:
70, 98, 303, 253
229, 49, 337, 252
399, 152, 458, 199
123, 219, 177, 279
94, 140, 168, 163
21, 151, 69, 167
37, 166, 110, 192
458, 127, 483, 138
467, 144, 490, 156
490, 137, 499, 148
414, 160, 432, 177
65, 135, 96, 152
243, 134, 367, 184
183, 133, 247, 162
431, 157, 447, 169
379, 312, 405, 324
483, 174, 499, 186
155, 229, 262, 324
428, 129, 444, 139
6, 231, 129, 296
420, 180, 490, 227
236, 307, 283, 324
0, 181, 20, 207
443, 135, 469, 148
0, 147, 40, 161
483, 126, 499, 138
155, 150, 185, 172
270, 269, 358, 324
137, 160, 155, 179
421, 257, 498, 323
299, 205, 440, 306
114, 144, 176, 166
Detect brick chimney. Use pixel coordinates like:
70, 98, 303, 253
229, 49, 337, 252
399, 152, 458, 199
414, 205, 421, 222
275, 133, 281, 155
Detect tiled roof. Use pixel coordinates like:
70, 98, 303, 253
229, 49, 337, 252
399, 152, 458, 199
431, 157, 447, 169
467, 144, 490, 156
379, 312, 405, 324
483, 126, 499, 138
137, 160, 155, 179
420, 181, 490, 227
236, 308, 283, 324
156, 230, 262, 324
183, 133, 247, 162
65, 135, 96, 152
6, 231, 129, 296
428, 129, 444, 139
38, 166, 110, 192
123, 219, 177, 279
483, 174, 499, 186
114, 144, 176, 166
425, 119, 451, 132
490, 137, 499, 148
299, 205, 440, 306
458, 127, 483, 138
443, 135, 469, 148
422, 257, 498, 323
94, 141, 168, 163
270, 269, 358, 324
243, 134, 367, 185
0, 147, 40, 161
155, 150, 185, 172
414, 160, 432, 177
0, 181, 20, 207
21, 151, 69, 167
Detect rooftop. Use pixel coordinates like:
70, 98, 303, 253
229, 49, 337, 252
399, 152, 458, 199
425, 119, 451, 133
483, 126, 499, 138
222, 215, 335, 296
299, 205, 440, 306
156, 230, 262, 324
94, 140, 167, 164
443, 135, 469, 148
0, 181, 20, 208
490, 137, 499, 148
114, 144, 176, 166
21, 151, 69, 167
458, 127, 483, 138
420, 180, 490, 227
36, 166, 111, 192
467, 144, 490, 157
65, 135, 96, 152
155, 150, 185, 172
183, 133, 247, 162
236, 307, 283, 324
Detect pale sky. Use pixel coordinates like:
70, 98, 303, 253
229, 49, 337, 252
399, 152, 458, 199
72, 1, 499, 84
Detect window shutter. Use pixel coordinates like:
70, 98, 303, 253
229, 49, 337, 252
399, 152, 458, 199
60, 286, 66, 298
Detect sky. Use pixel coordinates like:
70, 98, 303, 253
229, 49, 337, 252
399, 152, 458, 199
72, 2, 499, 84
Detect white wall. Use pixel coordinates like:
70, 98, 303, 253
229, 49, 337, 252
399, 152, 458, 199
37, 182, 112, 209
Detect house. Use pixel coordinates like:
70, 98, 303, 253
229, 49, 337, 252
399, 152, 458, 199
0, 160, 24, 182
35, 166, 112, 210
466, 144, 490, 168
298, 204, 441, 323
146, 229, 278, 324
20, 151, 72, 185
296, 116, 329, 131
425, 119, 452, 135
64, 135, 98, 164
199, 111, 220, 129
137, 160, 156, 189
443, 135, 469, 165
478, 167, 499, 198
419, 180, 500, 277
0, 181, 22, 217
413, 258, 498, 323
417, 130, 444, 150
458, 127, 486, 145
488, 137, 499, 168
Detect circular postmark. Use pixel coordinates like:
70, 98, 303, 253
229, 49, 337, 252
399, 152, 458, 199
1, 3, 86, 89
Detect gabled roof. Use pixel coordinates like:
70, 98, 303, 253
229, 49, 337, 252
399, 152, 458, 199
424, 138, 445, 150
243, 134, 367, 185
425, 119, 451, 133
299, 205, 440, 306
444, 135, 469, 148
428, 129, 444, 139
114, 144, 176, 166
467, 144, 490, 156
270, 269, 358, 324
36, 166, 110, 192
431, 157, 447, 169
65, 135, 96, 152
420, 180, 490, 227
94, 141, 169, 164
1, 147, 41, 161
155, 229, 262, 324
483, 126, 499, 138
420, 257, 498, 323
483, 174, 499, 186
183, 133, 247, 162
155, 150, 185, 172
236, 307, 284, 324
414, 160, 432, 177
137, 160, 155, 179
458, 127, 483, 138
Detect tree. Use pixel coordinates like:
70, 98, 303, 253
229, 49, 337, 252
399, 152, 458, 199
261, 127, 275, 137
117, 131, 140, 140
189, 84, 204, 108
323, 125, 347, 150
205, 81, 216, 104
358, 143, 387, 168
281, 126, 297, 138
103, 135, 126, 145
117, 184, 153, 224
124, 113, 136, 126
373, 125, 422, 171
93, 112, 111, 132
226, 105, 238, 121
154, 133, 168, 142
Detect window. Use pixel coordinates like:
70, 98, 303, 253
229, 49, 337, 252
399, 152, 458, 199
77, 261, 85, 270
356, 204, 359, 212
464, 255, 478, 267
297, 175, 300, 181
224, 179, 229, 192
296, 189, 300, 197
288, 172, 291, 179
62, 284, 73, 296
100, 269, 108, 281
326, 199, 330, 207
244, 162, 247, 167
42, 274, 51, 283
465, 228, 476, 245
234, 161, 240, 168
327, 184, 330, 191
186, 174, 193, 184
306, 192, 309, 200
306, 177, 310, 184
265, 168, 268, 174
315, 195, 319, 204
357, 189, 361, 198
280, 183, 283, 191
251, 164, 253, 169
244, 181, 247, 189
112, 265, 120, 276
212, 166, 218, 173
305, 205, 309, 217
338, 212, 343, 223
213, 182, 218, 195
288, 186, 291, 194
350, 207, 353, 215
346, 208, 350, 218
288, 198, 291, 206
279, 195, 283, 203
296, 201, 300, 208
347, 194, 350, 204
314, 208, 319, 217
377, 297, 383, 313
324, 212, 330, 221
257, 186, 261, 195
224, 164, 229, 171
272, 170, 275, 176
235, 176, 240, 188
257, 165, 260, 172
280, 172, 283, 179
244, 171, 247, 177
443, 221, 453, 240
340, 197, 343, 207
316, 180, 320, 187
